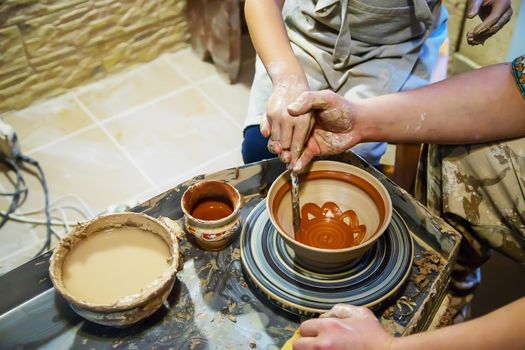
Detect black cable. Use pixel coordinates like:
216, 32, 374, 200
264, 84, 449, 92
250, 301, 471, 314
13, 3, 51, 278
17, 154, 52, 256
0, 157, 27, 230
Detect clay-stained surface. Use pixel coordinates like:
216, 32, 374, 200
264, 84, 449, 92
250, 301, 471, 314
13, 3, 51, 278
0, 154, 460, 348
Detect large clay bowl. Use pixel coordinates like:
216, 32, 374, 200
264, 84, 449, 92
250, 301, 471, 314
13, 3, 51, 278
267, 161, 392, 272
49, 212, 181, 327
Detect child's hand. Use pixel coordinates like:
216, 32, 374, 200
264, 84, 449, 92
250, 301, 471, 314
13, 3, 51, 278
285, 90, 361, 172
261, 75, 314, 166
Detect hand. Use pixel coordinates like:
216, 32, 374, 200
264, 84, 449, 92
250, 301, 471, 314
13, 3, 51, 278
261, 75, 314, 166
293, 304, 394, 350
284, 90, 361, 172
466, 0, 512, 45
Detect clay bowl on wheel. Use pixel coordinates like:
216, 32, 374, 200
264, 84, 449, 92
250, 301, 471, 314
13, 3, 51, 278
49, 212, 181, 327
266, 160, 392, 272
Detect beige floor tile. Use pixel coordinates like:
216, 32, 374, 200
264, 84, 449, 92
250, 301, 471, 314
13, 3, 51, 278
105, 88, 243, 185
0, 220, 39, 259
167, 48, 218, 82
76, 58, 190, 120
157, 147, 244, 194
1, 94, 94, 153
0, 243, 48, 275
198, 60, 255, 128
22, 127, 152, 214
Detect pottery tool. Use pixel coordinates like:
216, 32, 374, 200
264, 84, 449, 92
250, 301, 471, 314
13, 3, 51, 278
290, 171, 301, 234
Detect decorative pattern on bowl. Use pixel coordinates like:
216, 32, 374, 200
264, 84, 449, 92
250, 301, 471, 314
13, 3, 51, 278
181, 180, 243, 251
266, 160, 393, 272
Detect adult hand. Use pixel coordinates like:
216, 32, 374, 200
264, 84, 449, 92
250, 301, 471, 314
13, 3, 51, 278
293, 304, 394, 350
284, 90, 360, 172
261, 75, 314, 165
466, 0, 512, 45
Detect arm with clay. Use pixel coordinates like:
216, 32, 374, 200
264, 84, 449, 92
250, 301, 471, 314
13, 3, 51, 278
286, 62, 525, 171
244, 0, 313, 165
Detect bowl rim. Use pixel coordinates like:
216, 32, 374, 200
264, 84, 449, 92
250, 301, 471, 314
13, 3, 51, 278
181, 180, 242, 225
266, 160, 393, 253
49, 212, 179, 313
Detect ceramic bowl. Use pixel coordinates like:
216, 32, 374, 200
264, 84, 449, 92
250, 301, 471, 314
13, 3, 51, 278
49, 212, 181, 327
181, 180, 243, 250
266, 160, 392, 272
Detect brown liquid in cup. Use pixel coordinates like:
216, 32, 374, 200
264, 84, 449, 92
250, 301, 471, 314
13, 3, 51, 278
191, 197, 233, 221
296, 202, 366, 249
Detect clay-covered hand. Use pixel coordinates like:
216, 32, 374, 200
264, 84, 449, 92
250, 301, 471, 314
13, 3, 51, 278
261, 75, 314, 165
293, 304, 394, 350
284, 90, 360, 172
466, 0, 512, 45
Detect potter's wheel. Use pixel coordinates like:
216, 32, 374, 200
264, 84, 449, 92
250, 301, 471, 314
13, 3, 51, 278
240, 200, 413, 316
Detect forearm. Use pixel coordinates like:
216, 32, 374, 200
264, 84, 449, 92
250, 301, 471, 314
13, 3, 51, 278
355, 63, 525, 144
392, 297, 525, 350
244, 0, 307, 84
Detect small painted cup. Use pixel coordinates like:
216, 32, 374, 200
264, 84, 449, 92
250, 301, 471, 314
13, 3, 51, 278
181, 180, 243, 250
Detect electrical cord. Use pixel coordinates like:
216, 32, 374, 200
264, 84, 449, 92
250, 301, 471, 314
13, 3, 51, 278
0, 121, 90, 258
16, 154, 53, 256
0, 157, 28, 231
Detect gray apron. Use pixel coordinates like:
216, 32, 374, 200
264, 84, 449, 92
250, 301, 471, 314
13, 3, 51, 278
284, 0, 441, 92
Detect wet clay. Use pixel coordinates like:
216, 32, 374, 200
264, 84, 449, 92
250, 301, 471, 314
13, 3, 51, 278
296, 202, 366, 249
191, 197, 233, 221
62, 227, 170, 304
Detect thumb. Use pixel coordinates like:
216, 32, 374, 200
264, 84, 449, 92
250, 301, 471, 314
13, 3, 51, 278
287, 91, 314, 116
467, 0, 482, 18
260, 113, 271, 138
288, 90, 334, 116
292, 146, 315, 173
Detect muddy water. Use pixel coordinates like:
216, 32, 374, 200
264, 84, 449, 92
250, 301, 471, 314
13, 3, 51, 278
62, 227, 170, 304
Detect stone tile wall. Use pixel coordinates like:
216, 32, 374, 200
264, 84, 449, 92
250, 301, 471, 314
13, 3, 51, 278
0, 0, 188, 113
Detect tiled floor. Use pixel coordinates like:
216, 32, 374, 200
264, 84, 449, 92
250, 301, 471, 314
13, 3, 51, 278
0, 47, 256, 274
0, 43, 396, 275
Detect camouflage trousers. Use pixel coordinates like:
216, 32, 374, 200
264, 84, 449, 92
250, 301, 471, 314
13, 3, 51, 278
416, 139, 525, 298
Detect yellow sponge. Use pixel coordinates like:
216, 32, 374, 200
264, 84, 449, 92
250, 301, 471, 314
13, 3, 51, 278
281, 329, 301, 350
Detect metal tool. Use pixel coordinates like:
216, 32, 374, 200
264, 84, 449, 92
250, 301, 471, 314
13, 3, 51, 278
291, 171, 301, 234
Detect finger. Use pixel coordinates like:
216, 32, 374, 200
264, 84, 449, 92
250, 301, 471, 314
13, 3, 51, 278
292, 337, 317, 350
260, 114, 271, 138
270, 119, 281, 142
299, 319, 322, 337
280, 150, 292, 164
320, 304, 375, 320
486, 6, 513, 34
470, 1, 509, 35
287, 90, 336, 116
290, 122, 309, 165
468, 6, 513, 44
320, 304, 355, 319
293, 147, 315, 173
466, 0, 482, 18
267, 140, 282, 154
279, 122, 293, 150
